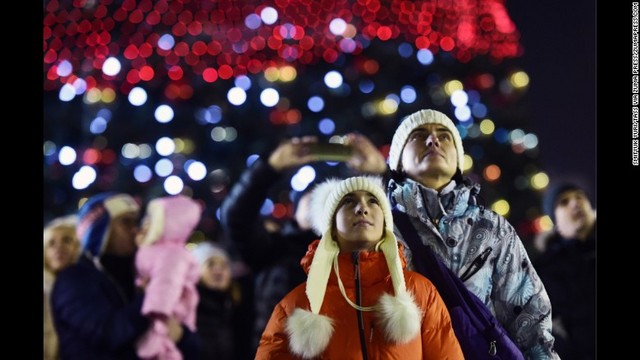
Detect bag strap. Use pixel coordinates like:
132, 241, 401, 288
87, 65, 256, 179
392, 209, 492, 330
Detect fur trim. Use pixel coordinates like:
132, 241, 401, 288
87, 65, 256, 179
286, 308, 334, 359
308, 178, 342, 236
376, 290, 422, 344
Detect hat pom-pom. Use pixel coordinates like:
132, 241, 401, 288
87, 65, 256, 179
376, 290, 422, 344
286, 308, 334, 359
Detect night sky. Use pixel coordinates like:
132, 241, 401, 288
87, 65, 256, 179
506, 0, 596, 204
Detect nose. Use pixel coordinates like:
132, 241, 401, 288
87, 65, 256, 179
425, 133, 439, 147
355, 201, 369, 215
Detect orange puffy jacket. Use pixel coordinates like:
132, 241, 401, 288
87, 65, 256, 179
256, 240, 464, 359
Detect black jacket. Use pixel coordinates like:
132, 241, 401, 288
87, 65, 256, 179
51, 253, 201, 360
220, 158, 318, 352
534, 225, 596, 360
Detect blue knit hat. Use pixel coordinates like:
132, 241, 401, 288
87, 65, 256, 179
77, 192, 140, 256
542, 182, 582, 223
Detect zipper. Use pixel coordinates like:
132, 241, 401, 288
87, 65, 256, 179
488, 340, 497, 356
353, 252, 369, 360
459, 247, 492, 282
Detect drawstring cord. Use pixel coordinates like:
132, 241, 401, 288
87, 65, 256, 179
333, 254, 376, 312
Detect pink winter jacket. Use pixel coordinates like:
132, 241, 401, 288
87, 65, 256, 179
135, 195, 202, 360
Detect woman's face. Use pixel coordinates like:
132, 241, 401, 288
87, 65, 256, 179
334, 191, 385, 252
200, 255, 232, 290
44, 226, 80, 273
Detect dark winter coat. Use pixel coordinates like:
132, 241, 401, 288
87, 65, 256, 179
534, 225, 596, 360
220, 158, 318, 351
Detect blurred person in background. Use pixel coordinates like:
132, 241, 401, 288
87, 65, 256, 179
192, 241, 243, 360
220, 135, 384, 356
534, 182, 596, 360
51, 192, 200, 359
44, 215, 81, 360
134, 195, 203, 360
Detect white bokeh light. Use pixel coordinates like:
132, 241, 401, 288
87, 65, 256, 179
260, 7, 278, 25
451, 90, 469, 107
227, 87, 247, 106
102, 57, 121, 76
128, 87, 148, 106
58, 146, 77, 165
155, 137, 176, 156
260, 88, 280, 107
186, 161, 207, 181
329, 18, 347, 35
324, 71, 343, 89
164, 175, 184, 195
59, 84, 76, 102
71, 166, 97, 190
154, 104, 175, 123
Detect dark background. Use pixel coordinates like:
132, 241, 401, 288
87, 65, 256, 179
507, 0, 596, 203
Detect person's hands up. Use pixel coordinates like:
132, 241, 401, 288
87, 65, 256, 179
268, 136, 319, 171
343, 133, 387, 174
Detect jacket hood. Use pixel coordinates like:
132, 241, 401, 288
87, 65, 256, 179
140, 195, 202, 246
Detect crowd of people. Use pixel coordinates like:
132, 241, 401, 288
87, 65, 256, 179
44, 108, 595, 359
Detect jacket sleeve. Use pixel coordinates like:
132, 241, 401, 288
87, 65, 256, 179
140, 245, 193, 317
254, 302, 293, 360
411, 275, 464, 360
491, 216, 560, 360
51, 264, 149, 351
219, 158, 285, 270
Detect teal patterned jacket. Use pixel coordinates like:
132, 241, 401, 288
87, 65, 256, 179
389, 177, 560, 360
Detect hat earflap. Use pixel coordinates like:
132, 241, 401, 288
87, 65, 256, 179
375, 228, 422, 343
305, 229, 340, 314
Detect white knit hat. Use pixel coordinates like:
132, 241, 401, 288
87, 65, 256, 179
285, 176, 421, 358
191, 241, 229, 267
388, 109, 464, 172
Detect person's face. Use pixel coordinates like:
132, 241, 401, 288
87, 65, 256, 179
44, 226, 80, 273
200, 255, 232, 290
400, 124, 458, 187
294, 191, 313, 230
135, 215, 150, 246
105, 212, 139, 256
553, 189, 596, 237
334, 191, 385, 252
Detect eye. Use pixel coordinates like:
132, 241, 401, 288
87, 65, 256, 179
438, 133, 451, 141
409, 132, 426, 142
368, 197, 380, 205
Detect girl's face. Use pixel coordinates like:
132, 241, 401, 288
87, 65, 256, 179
200, 255, 232, 290
334, 191, 385, 252
44, 226, 80, 273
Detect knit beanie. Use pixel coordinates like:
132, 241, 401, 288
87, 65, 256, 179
191, 241, 229, 267
543, 182, 582, 223
286, 176, 421, 358
137, 195, 202, 247
77, 192, 140, 257
388, 109, 464, 172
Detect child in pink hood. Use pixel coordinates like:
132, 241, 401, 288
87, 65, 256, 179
135, 195, 203, 360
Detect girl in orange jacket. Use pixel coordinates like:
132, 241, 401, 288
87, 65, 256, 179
256, 176, 463, 359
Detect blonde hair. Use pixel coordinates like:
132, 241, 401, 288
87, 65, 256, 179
43, 215, 80, 273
